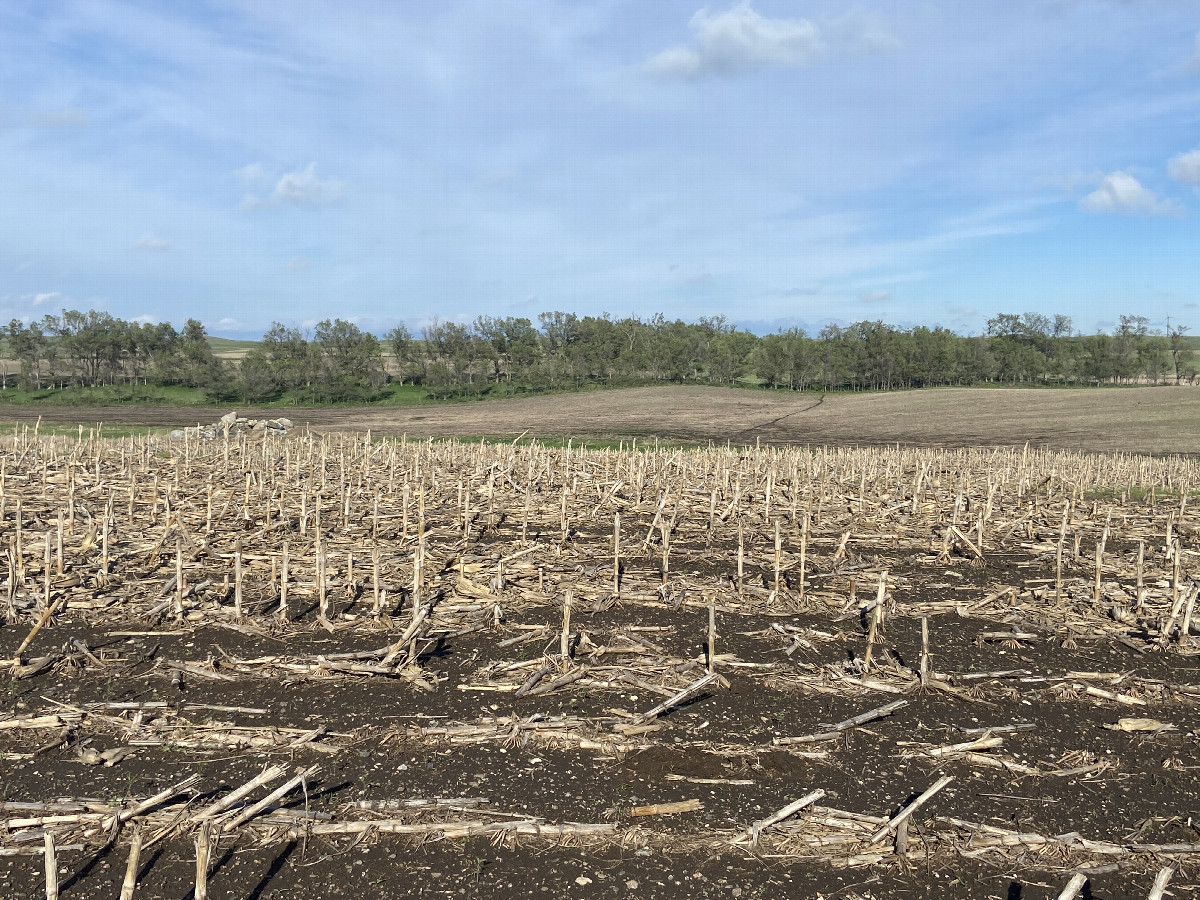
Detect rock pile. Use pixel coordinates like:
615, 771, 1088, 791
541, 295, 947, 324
169, 410, 294, 441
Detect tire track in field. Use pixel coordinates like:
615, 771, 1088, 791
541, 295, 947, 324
728, 392, 826, 441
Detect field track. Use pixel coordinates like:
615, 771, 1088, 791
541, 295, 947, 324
1, 385, 1198, 453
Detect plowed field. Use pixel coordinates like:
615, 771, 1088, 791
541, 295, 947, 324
2, 384, 1198, 453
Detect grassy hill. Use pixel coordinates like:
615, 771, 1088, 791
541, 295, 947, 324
207, 337, 257, 357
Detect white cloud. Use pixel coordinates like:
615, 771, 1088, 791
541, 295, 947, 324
1079, 172, 1180, 216
241, 163, 344, 209
32, 291, 62, 306
216, 317, 240, 328
133, 234, 170, 251
130, 314, 156, 324
270, 163, 344, 205
859, 290, 890, 303
645, 2, 825, 78
1168, 148, 1200, 184
288, 254, 312, 271
237, 163, 264, 183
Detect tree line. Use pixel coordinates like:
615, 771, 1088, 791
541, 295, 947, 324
2, 309, 1195, 404
4, 311, 223, 391
386, 311, 1196, 395
1, 313, 385, 403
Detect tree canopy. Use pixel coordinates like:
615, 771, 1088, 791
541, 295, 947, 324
3, 308, 1195, 403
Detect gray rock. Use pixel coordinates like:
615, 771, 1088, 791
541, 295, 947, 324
169, 429, 186, 440
275, 417, 293, 429
219, 410, 238, 427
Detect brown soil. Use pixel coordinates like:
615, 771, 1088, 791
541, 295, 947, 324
3, 384, 1199, 452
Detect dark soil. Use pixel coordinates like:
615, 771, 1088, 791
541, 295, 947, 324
4, 586, 1200, 900
2, 430, 1199, 899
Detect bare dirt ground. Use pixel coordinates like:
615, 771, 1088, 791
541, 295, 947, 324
3, 433, 1200, 899
2, 385, 1198, 453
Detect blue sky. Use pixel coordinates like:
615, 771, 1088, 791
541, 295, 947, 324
3, 1, 1200, 339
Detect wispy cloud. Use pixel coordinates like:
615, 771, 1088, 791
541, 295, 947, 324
3, 2, 1200, 336
216, 317, 240, 328
32, 291, 62, 306
1168, 148, 1200, 184
241, 163, 344, 209
237, 163, 264, 183
133, 234, 170, 251
1043, 169, 1104, 193
859, 290, 891, 303
1079, 172, 1180, 216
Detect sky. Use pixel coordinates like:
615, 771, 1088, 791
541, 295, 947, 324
3, 1, 1200, 339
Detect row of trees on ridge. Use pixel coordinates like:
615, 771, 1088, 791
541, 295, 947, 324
2, 309, 1195, 403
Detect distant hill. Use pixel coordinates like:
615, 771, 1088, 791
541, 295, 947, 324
207, 337, 257, 358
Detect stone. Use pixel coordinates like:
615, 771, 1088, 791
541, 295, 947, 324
219, 410, 238, 427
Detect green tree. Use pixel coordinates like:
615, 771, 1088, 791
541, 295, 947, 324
258, 323, 317, 398
708, 329, 756, 384
386, 324, 418, 384
1169, 326, 1195, 384
538, 311, 579, 359
754, 328, 808, 389
986, 313, 1048, 383
313, 319, 385, 401
235, 349, 279, 402
41, 309, 130, 386
179, 319, 225, 390
6, 319, 49, 389
475, 316, 541, 383
422, 318, 482, 388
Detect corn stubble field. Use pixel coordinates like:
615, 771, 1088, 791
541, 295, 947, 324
1, 427, 1200, 899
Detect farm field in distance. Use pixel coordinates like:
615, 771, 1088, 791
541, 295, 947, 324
1, 384, 1199, 454
1, 399, 1199, 898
